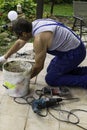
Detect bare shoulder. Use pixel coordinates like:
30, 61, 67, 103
34, 31, 53, 50
40, 31, 53, 42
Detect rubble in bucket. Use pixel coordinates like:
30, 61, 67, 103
3, 60, 32, 97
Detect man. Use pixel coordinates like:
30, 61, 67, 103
0, 18, 87, 88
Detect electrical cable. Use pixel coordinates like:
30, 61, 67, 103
14, 96, 35, 105
48, 109, 87, 130
13, 96, 48, 117
68, 109, 87, 130
48, 107, 80, 124
48, 107, 87, 130
13, 88, 87, 130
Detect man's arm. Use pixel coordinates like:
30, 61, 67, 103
4, 39, 26, 59
30, 31, 53, 79
30, 36, 47, 78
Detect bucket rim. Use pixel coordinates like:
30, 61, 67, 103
3, 60, 32, 73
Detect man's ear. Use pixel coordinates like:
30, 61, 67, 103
22, 32, 27, 37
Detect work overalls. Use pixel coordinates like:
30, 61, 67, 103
33, 20, 87, 88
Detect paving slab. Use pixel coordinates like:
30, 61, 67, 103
0, 42, 87, 130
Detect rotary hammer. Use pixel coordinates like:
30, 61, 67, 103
32, 98, 62, 113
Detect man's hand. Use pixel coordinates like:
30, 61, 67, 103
0, 56, 7, 63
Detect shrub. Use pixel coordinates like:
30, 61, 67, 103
0, 0, 36, 25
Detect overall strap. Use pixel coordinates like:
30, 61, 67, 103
33, 22, 63, 35
33, 19, 81, 42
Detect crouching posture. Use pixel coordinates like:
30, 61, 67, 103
0, 18, 87, 88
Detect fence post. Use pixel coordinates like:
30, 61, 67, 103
50, 0, 55, 15
36, 0, 44, 19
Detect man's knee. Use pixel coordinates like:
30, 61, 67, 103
45, 74, 56, 86
45, 75, 54, 86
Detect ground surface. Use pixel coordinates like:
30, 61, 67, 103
0, 43, 87, 130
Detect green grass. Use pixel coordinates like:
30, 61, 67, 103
44, 3, 73, 17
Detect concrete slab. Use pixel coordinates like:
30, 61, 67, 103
0, 42, 87, 130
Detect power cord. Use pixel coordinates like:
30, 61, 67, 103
14, 96, 35, 105
13, 96, 87, 130
48, 108, 87, 130
69, 109, 87, 130
13, 96, 48, 117
13, 87, 87, 130
48, 107, 79, 124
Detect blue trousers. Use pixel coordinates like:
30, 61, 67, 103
45, 42, 87, 88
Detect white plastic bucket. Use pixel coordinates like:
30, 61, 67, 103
3, 60, 32, 97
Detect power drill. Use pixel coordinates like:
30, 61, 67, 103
32, 98, 62, 113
